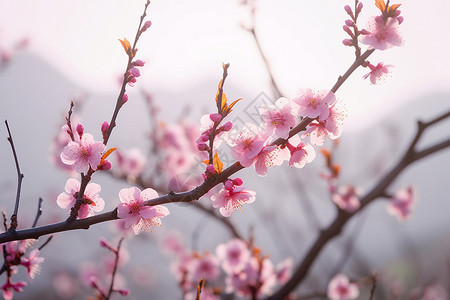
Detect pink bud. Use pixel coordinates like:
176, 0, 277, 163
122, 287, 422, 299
98, 160, 112, 171
99, 238, 110, 248
122, 94, 129, 104
344, 5, 354, 18
232, 177, 243, 186
141, 20, 152, 32
209, 113, 222, 123
76, 123, 84, 137
359, 29, 370, 35
393, 10, 401, 17
132, 59, 145, 67
119, 289, 130, 296
342, 39, 353, 46
343, 25, 353, 36
206, 164, 216, 174
397, 16, 404, 25
221, 121, 233, 132
345, 19, 354, 27
201, 134, 210, 142
197, 143, 209, 151
128, 77, 137, 87
101, 121, 109, 133
224, 180, 234, 191
357, 2, 363, 12
130, 67, 141, 78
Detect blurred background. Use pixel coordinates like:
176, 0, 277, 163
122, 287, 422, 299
0, 0, 449, 299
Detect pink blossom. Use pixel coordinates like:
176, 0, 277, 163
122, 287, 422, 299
115, 148, 147, 178
117, 187, 170, 234
56, 178, 105, 219
60, 133, 105, 174
20, 249, 44, 279
332, 186, 361, 213
227, 123, 268, 167
275, 257, 293, 284
387, 186, 416, 221
141, 20, 152, 32
360, 16, 403, 50
254, 145, 287, 176
160, 232, 186, 256
302, 101, 346, 146
292, 88, 336, 121
189, 253, 220, 282
1, 280, 27, 300
226, 257, 276, 298
259, 97, 297, 139
363, 62, 394, 84
286, 136, 316, 168
211, 185, 256, 217
327, 274, 359, 300
216, 239, 251, 274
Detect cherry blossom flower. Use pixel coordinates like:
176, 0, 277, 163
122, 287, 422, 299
60, 133, 105, 174
216, 239, 251, 274
1, 279, 27, 300
57, 178, 105, 219
211, 185, 256, 217
360, 16, 403, 50
387, 186, 416, 221
259, 97, 297, 139
275, 257, 293, 284
286, 136, 316, 168
160, 232, 186, 257
363, 62, 394, 84
189, 253, 220, 282
227, 123, 267, 167
302, 101, 346, 146
332, 185, 362, 213
117, 187, 170, 234
20, 249, 44, 279
226, 257, 276, 298
115, 148, 146, 178
327, 273, 359, 300
254, 145, 287, 177
292, 88, 336, 121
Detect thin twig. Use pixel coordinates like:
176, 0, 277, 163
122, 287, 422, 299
32, 198, 43, 228
368, 273, 378, 300
5, 120, 24, 231
106, 238, 124, 299
38, 236, 53, 251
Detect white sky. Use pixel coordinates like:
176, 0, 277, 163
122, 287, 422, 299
1, 0, 449, 130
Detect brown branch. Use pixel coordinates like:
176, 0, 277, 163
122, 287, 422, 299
106, 238, 124, 299
267, 110, 450, 299
4, 120, 24, 231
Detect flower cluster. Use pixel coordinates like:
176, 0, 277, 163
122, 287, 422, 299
1, 240, 44, 300
161, 234, 292, 299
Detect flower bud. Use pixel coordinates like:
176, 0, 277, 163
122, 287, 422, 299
206, 164, 216, 174
345, 19, 354, 27
224, 180, 234, 191
132, 59, 145, 67
397, 16, 404, 25
118, 289, 130, 296
221, 121, 233, 132
342, 39, 353, 46
209, 113, 222, 123
141, 20, 152, 32
343, 25, 353, 37
197, 143, 209, 151
232, 177, 243, 186
357, 2, 363, 12
98, 160, 112, 171
201, 134, 210, 142
344, 5, 354, 18
101, 121, 109, 133
130, 67, 141, 78
122, 94, 129, 105
99, 238, 111, 248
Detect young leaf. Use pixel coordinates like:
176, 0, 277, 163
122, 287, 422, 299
119, 38, 131, 55
213, 152, 223, 173
100, 147, 117, 165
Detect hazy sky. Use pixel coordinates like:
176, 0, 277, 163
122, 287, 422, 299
1, 0, 449, 130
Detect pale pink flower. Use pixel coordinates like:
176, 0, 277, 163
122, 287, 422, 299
60, 133, 105, 173
227, 123, 268, 167
1, 280, 27, 300
423, 283, 448, 300
292, 88, 336, 121
57, 178, 105, 219
327, 274, 359, 300
332, 186, 362, 213
216, 239, 251, 274
189, 253, 220, 282
20, 249, 44, 279
363, 62, 394, 84
259, 97, 297, 139
254, 145, 287, 177
211, 185, 256, 217
360, 16, 403, 50
115, 148, 147, 178
226, 257, 276, 298
302, 101, 346, 146
275, 257, 293, 284
117, 187, 170, 234
160, 232, 186, 256
387, 186, 416, 221
286, 136, 316, 168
